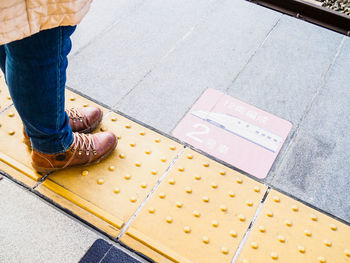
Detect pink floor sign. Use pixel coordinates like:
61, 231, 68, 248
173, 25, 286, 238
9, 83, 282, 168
172, 89, 292, 179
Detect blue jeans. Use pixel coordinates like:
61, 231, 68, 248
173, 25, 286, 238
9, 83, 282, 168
0, 26, 75, 154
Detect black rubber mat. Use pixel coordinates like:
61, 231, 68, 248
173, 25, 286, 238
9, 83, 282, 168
79, 239, 141, 263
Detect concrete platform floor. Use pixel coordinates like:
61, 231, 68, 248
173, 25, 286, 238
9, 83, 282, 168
1, 0, 349, 262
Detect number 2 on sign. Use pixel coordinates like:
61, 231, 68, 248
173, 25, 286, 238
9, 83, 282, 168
186, 123, 210, 143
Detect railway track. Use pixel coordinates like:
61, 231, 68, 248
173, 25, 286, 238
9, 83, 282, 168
249, 0, 350, 35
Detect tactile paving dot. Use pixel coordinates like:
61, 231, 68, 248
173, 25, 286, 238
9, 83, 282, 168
120, 148, 267, 263
38, 111, 183, 236
0, 73, 13, 111
237, 189, 350, 263
0, 106, 41, 186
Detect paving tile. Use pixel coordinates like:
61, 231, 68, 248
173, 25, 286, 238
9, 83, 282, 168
65, 89, 109, 114
38, 111, 184, 237
271, 38, 350, 223
236, 189, 350, 263
71, 0, 144, 55
67, 0, 217, 107
0, 72, 12, 111
116, 0, 281, 133
0, 177, 101, 263
121, 148, 267, 263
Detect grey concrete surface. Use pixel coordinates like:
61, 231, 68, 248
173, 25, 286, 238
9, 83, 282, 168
0, 178, 101, 263
271, 38, 350, 222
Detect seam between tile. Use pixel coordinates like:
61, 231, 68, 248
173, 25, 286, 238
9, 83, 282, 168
116, 147, 185, 239
268, 35, 346, 184
225, 15, 282, 93
231, 187, 271, 263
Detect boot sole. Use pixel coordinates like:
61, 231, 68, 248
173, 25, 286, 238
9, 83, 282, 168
32, 139, 118, 174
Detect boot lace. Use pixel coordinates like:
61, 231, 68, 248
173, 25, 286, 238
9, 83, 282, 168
71, 133, 97, 156
67, 108, 83, 122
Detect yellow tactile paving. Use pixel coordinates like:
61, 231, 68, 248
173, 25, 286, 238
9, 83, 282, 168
0, 107, 40, 187
38, 111, 184, 236
0, 72, 13, 111
237, 189, 350, 263
121, 148, 268, 263
65, 89, 109, 114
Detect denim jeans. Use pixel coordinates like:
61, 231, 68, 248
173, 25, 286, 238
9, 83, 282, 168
0, 26, 75, 154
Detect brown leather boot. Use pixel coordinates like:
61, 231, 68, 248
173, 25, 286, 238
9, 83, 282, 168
23, 107, 103, 147
31, 132, 117, 173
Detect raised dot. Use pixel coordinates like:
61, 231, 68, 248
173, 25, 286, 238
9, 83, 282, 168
277, 235, 286, 243
202, 196, 209, 202
124, 174, 131, 180
329, 224, 337, 231
193, 210, 200, 217
236, 177, 243, 184
108, 165, 115, 171
82, 103, 88, 107
154, 138, 160, 143
139, 131, 145, 135
151, 169, 158, 175
185, 187, 192, 193
178, 167, 184, 172
8, 112, 14, 117
130, 142, 136, 147
113, 188, 120, 194
238, 215, 246, 222
285, 220, 293, 227
170, 146, 176, 150
8, 130, 15, 135
176, 201, 183, 208
140, 183, 147, 189
246, 200, 253, 207
266, 211, 274, 217
271, 252, 278, 260
7, 96, 11, 100
230, 230, 237, 237
148, 207, 155, 214
135, 162, 141, 167
69, 97, 76, 101
292, 205, 299, 212
273, 196, 280, 203
203, 162, 209, 167
194, 174, 201, 180
160, 157, 166, 162
251, 242, 258, 249
81, 170, 89, 176
212, 220, 219, 227
259, 226, 266, 233
168, 179, 175, 185
184, 226, 191, 233
228, 192, 235, 198
117, 135, 121, 140
311, 214, 318, 221
211, 182, 218, 189
100, 127, 107, 132
187, 154, 193, 159
119, 153, 126, 159
220, 205, 228, 212
318, 256, 326, 263
125, 124, 131, 128
298, 246, 305, 253
97, 179, 104, 185
304, 229, 312, 237
253, 186, 260, 193
345, 249, 350, 257
219, 170, 226, 175
202, 236, 209, 244
145, 149, 151, 154
159, 192, 166, 199
324, 240, 332, 247
130, 196, 137, 203
166, 216, 173, 223
111, 117, 117, 121
221, 247, 229, 255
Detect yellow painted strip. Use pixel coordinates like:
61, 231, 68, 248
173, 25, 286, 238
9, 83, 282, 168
43, 179, 124, 229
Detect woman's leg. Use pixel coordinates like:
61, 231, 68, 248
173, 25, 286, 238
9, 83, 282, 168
4, 26, 76, 154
